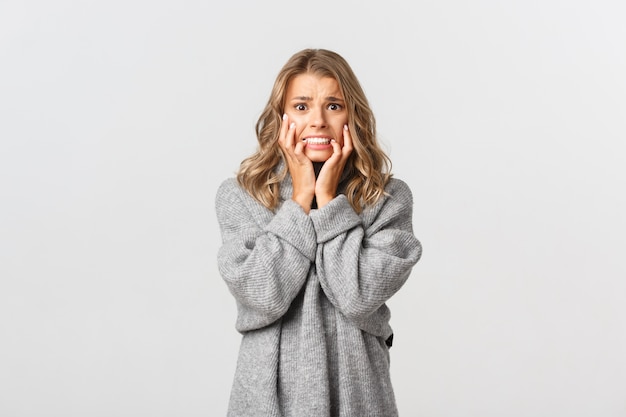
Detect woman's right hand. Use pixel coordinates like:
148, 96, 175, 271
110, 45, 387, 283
277, 114, 315, 213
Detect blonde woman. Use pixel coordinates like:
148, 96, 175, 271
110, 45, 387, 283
216, 48, 422, 417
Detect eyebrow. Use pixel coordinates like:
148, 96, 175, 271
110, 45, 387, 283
290, 96, 344, 102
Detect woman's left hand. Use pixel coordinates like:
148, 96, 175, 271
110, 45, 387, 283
315, 124, 353, 208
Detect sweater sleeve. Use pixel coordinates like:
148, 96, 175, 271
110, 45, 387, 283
216, 178, 317, 333
310, 178, 422, 329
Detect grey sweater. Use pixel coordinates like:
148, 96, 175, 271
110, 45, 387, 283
216, 173, 422, 417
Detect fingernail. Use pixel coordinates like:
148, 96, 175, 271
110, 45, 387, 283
283, 113, 287, 120
331, 139, 336, 143
290, 122, 295, 129
344, 124, 348, 131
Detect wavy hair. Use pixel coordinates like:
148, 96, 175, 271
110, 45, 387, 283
237, 48, 392, 213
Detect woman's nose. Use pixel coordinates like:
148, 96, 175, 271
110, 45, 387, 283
309, 107, 327, 128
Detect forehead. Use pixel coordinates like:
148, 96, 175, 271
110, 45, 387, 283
286, 73, 343, 98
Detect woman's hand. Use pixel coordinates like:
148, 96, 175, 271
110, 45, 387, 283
277, 114, 315, 213
315, 124, 353, 208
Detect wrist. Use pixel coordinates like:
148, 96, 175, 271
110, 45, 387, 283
315, 193, 334, 209
292, 194, 313, 214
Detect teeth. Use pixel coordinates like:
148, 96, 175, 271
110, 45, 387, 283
305, 137, 331, 145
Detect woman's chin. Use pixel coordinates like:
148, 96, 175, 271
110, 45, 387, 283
305, 150, 332, 163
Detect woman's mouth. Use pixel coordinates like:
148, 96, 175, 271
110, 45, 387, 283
303, 137, 332, 145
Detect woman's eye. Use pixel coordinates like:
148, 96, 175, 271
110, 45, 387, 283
295, 104, 307, 111
328, 103, 342, 111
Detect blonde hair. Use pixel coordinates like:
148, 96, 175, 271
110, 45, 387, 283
237, 48, 392, 213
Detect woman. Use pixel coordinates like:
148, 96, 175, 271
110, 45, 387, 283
216, 48, 422, 417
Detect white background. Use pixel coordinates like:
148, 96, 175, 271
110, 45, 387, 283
1, 0, 625, 416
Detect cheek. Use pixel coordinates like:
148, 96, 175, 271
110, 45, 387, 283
286, 112, 304, 129
286, 110, 302, 121
335, 115, 348, 132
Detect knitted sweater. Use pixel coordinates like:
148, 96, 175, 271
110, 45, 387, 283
216, 173, 422, 417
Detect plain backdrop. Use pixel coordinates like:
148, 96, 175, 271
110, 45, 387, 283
1, 0, 625, 416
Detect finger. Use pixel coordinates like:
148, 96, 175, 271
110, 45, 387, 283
293, 135, 306, 156
328, 139, 342, 161
285, 121, 297, 150
278, 113, 289, 149
342, 124, 354, 156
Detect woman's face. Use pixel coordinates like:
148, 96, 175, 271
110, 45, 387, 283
283, 73, 348, 162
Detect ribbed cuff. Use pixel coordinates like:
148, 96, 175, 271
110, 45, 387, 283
265, 199, 317, 261
310, 195, 362, 243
